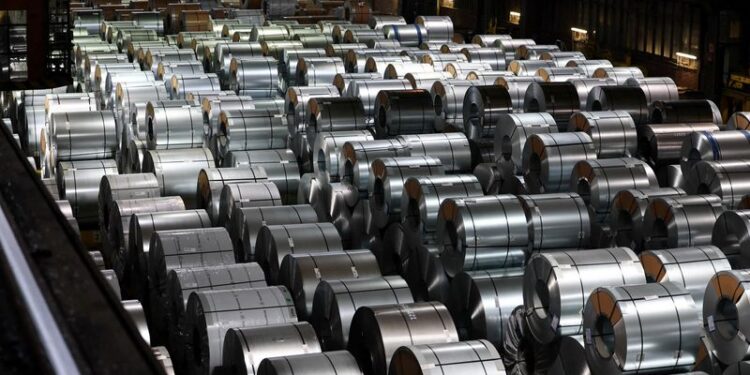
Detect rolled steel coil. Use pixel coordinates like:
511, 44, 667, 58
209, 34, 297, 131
332, 72, 381, 94
370, 222, 411, 275
74, 10, 103, 35
123, 300, 151, 346
369, 16, 406, 30
202, 96, 257, 141
462, 48, 506, 71
58, 159, 119, 227
281, 48, 327, 85
398, 133, 473, 173
540, 51, 586, 67
608, 188, 686, 251
508, 60, 556, 77
522, 132, 596, 194
415, 16, 453, 42
565, 59, 613, 77
430, 80, 479, 130
567, 78, 616, 109
126, 139, 147, 173
383, 24, 427, 47
637, 123, 721, 168
230, 57, 280, 98
306, 97, 367, 145
440, 43, 478, 54
443, 62, 493, 80
346, 79, 412, 121
285, 85, 340, 134
373, 89, 435, 138
495, 76, 543, 113
401, 175, 483, 242
257, 351, 362, 375
312, 130, 374, 183
390, 339, 505, 374
548, 336, 589, 375
98, 173, 161, 235
523, 82, 581, 127
116, 29, 158, 54
344, 49, 403, 73
643, 195, 725, 250
218, 181, 282, 227
570, 158, 657, 221
465, 70, 515, 85
217, 109, 287, 160
437, 196, 527, 276
166, 263, 266, 361
296, 57, 345, 86
222, 322, 321, 375
297, 35, 334, 49
262, 41, 306, 60
537, 67, 586, 83
584, 282, 700, 374
48, 111, 118, 167
157, 61, 205, 82
344, 29, 383, 44
22, 106, 46, 158
213, 43, 263, 82
147, 228, 235, 342
347, 302, 458, 375
116, 83, 169, 126
168, 73, 220, 100
568, 110, 637, 158
421, 53, 468, 72
494, 113, 558, 175
524, 247, 645, 344
326, 43, 367, 60
152, 346, 175, 375
146, 101, 204, 150
517, 193, 591, 252
382, 62, 434, 80
664, 163, 688, 190
473, 163, 502, 194
495, 38, 535, 53
369, 156, 445, 229
471, 34, 512, 47
184, 286, 297, 375
640, 246, 730, 306
279, 250, 381, 319
625, 77, 679, 104
255, 222, 343, 283
146, 49, 196, 75
225, 149, 300, 205
104, 72, 155, 108
249, 26, 290, 42
702, 270, 750, 365
516, 45, 561, 60
463, 85, 513, 140
364, 56, 415, 76
729, 112, 750, 130
142, 147, 214, 207
196, 166, 268, 225
692, 336, 723, 375
687, 160, 750, 209
712, 210, 750, 268
652, 99, 723, 127
586, 85, 649, 126
592, 66, 645, 85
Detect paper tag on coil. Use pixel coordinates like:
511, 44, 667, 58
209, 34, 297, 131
350, 267, 358, 278
287, 237, 294, 248
707, 315, 716, 332
585, 328, 592, 344
313, 267, 321, 279
550, 314, 559, 330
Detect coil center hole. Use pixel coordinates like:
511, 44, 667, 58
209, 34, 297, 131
531, 279, 550, 320
372, 179, 385, 212
614, 211, 634, 247
715, 297, 740, 341
647, 219, 669, 249
434, 95, 443, 116
594, 315, 615, 359
317, 150, 327, 173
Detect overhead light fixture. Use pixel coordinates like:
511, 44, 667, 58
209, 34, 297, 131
509, 11, 521, 25
571, 27, 588, 42
675, 52, 698, 69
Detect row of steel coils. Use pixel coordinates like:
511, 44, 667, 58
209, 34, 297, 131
6, 7, 750, 375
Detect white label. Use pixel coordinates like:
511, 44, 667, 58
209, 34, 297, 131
313, 267, 321, 279
585, 328, 592, 344
707, 315, 716, 332
350, 267, 358, 278
550, 314, 559, 330
287, 237, 294, 248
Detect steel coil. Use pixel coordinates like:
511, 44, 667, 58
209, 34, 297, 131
218, 181, 282, 227
49, 111, 118, 163
539, 51, 586, 66
687, 160, 750, 209
473, 163, 502, 194
682, 130, 750, 174
169, 73, 221, 100
702, 270, 750, 365
624, 77, 679, 104
516, 45, 561, 60
227, 149, 301, 204
570, 158, 657, 221
262, 41, 306, 60
390, 339, 505, 375
213, 43, 263, 83
345, 80, 411, 120
147, 227, 235, 343
279, 250, 381, 319
548, 336, 589, 375
568, 110, 637, 158
370, 222, 412, 275
285, 85, 340, 134
643, 195, 725, 250
373, 89, 435, 138
522, 132, 596, 194
494, 113, 558, 175
230, 57, 280, 98
364, 56, 415, 76
142, 148, 215, 208
537, 67, 586, 83
462, 85, 513, 140
421, 53, 468, 72
126, 139, 147, 173
383, 24, 427, 47
369, 156, 445, 229
296, 57, 345, 86
157, 61, 205, 82
443, 62, 492, 80
249, 26, 290, 42
202, 96, 256, 141
255, 222, 343, 283
152, 346, 175, 375
586, 85, 649, 126
524, 247, 645, 344
344, 49, 402, 73
123, 300, 151, 346
332, 72, 381, 94
592, 66, 644, 85
495, 38, 535, 53
146, 49, 195, 76
398, 133, 473, 173
429, 80, 479, 130
146, 101, 204, 150
608, 188, 686, 251
344, 29, 383, 44
728, 112, 750, 130
517, 193, 591, 252
98, 173, 161, 237
461, 48, 506, 71
508, 60, 556, 77
217, 109, 287, 160
195, 166, 268, 224
438, 196, 528, 276
281, 48, 327, 85
652, 99, 723, 127
523, 82, 581, 127
184, 286, 297, 375
638, 123, 721, 168
257, 350, 362, 375
326, 43, 366, 60
369, 16, 406, 30
22, 105, 46, 158
712, 210, 750, 268
414, 16, 453, 42
664, 163, 688, 190
306, 97, 367, 145
565, 59, 613, 77
567, 78, 616, 109
382, 62, 434, 80
465, 70, 515, 84
105, 72, 155, 108
471, 34, 511, 47
229, 205, 318, 263
116, 83, 170, 129
58, 159, 119, 227
495, 76, 542, 112
313, 130, 374, 183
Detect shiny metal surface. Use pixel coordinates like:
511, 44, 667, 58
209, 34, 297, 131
681, 131, 750, 175
494, 112, 558, 175
522, 132, 596, 193
465, 70, 515, 84
218, 181, 282, 227
592, 66, 644, 85
625, 77, 679, 104
212, 42, 263, 84
58, 159, 119, 227
169, 73, 221, 100
296, 57, 345, 86
398, 133, 473, 173
608, 188, 686, 252
374, 89, 435, 138
345, 79, 411, 120
126, 139, 147, 173
310, 276, 413, 350
49, 111, 118, 163
472, 34, 512, 47
230, 57, 280, 98
524, 82, 581, 127
225, 149, 300, 204
462, 48, 506, 71
686, 160, 750, 209
421, 52, 468, 72
383, 24, 428, 47
152, 346, 175, 375
414, 16, 453, 42
313, 130, 374, 183
185, 286, 297, 375
369, 16, 406, 30
536, 67, 586, 82
157, 61, 205, 82
98, 173, 161, 236
568, 110, 636, 158
332, 72, 381, 94
728, 112, 750, 130
548, 336, 590, 375
255, 222, 343, 283
702, 270, 750, 365
279, 250, 381, 319
286, 85, 340, 134
712, 210, 750, 268
584, 282, 700, 374
518, 193, 591, 252
570, 158, 657, 221
495, 76, 543, 113
565, 59, 612, 77
463, 85, 513, 140
586, 85, 649, 125
566, 78, 616, 109
142, 148, 215, 208
382, 62, 434, 79
123, 300, 151, 346
257, 350, 363, 375
517, 45, 561, 60
652, 99, 723, 127
389, 339, 506, 375
443, 62, 493, 79
306, 97, 367, 145
340, 139, 409, 200
217, 109, 287, 160
429, 80, 478, 130
405, 243, 452, 302
508, 60, 556, 77
473, 163, 502, 194
438, 196, 527, 276
369, 156, 444, 229
638, 124, 721, 168
643, 195, 725, 250
146, 101, 204, 150
196, 166, 268, 224
524, 247, 646, 344
202, 96, 257, 141
449, 269, 524, 347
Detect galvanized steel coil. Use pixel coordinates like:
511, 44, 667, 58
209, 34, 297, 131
565, 59, 613, 77
382, 62, 434, 80
728, 112, 750, 130
592, 66, 644, 85
344, 29, 383, 44
494, 112, 558, 175
702, 270, 750, 365
184, 286, 297, 375
712, 210, 750, 268
306, 97, 367, 145
249, 26, 290, 42
49, 111, 118, 163
312, 130, 374, 183
463, 85, 513, 140
686, 160, 750, 209
540, 51, 586, 67
126, 139, 147, 173
296, 57, 345, 86
517, 44, 561, 60
373, 89, 435, 138
523, 82, 581, 127
202, 96, 257, 141
472, 34, 512, 47
230, 57, 280, 98
495, 76, 543, 113
637, 123, 720, 168
345, 79, 411, 120
415, 16, 454, 42
398, 133, 473, 173
231, 205, 319, 263
389, 339, 506, 375
567, 78, 616, 109
141, 148, 215, 208
146, 100, 204, 149
58, 159, 119, 227
508, 60, 556, 77
280, 48, 328, 86
429, 79, 479, 130
286, 85, 340, 134
437, 196, 528, 276
536, 67, 586, 83
157, 61, 205, 82
332, 72, 381, 94
278, 250, 381, 319
213, 43, 263, 83
473, 163, 502, 194
568, 110, 637, 158
383, 24, 428, 47
339, 139, 409, 200
681, 130, 750, 175
624, 77, 679, 104
218, 181, 282, 227
217, 109, 287, 159
517, 193, 591, 252
257, 350, 363, 375
196, 166, 268, 224
607, 188, 686, 252
420, 52, 468, 72
522, 132, 596, 194
524, 247, 646, 344
586, 85, 649, 126
652, 99, 723, 127
642, 195, 725, 250
462, 48, 506, 71
369, 16, 406, 30
98, 173, 161, 236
